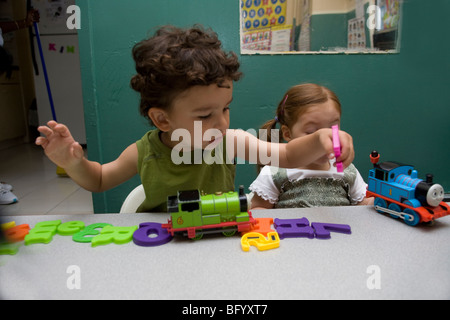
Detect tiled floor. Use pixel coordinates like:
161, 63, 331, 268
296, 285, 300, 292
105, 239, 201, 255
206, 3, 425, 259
0, 143, 93, 216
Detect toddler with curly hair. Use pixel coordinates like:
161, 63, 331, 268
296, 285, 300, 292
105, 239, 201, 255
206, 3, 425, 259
36, 25, 355, 212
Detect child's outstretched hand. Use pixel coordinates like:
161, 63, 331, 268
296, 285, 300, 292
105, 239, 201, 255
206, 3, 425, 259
36, 121, 84, 169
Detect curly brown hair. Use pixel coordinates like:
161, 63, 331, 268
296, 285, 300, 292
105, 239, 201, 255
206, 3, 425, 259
130, 25, 243, 126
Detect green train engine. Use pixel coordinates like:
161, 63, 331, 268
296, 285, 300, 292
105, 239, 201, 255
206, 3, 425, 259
162, 186, 256, 239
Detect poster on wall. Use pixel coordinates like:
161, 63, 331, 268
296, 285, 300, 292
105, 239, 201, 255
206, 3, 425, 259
241, 0, 287, 31
376, 0, 401, 30
348, 17, 366, 50
241, 0, 290, 52
242, 28, 271, 51
241, 25, 292, 52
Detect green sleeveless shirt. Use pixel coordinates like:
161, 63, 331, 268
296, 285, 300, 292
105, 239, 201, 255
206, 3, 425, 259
135, 130, 236, 212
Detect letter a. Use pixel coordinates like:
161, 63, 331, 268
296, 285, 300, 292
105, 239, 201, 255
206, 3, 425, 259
66, 5, 81, 30
66, 265, 81, 290
366, 265, 381, 290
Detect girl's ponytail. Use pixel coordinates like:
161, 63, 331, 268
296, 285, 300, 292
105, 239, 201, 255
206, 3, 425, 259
259, 118, 278, 143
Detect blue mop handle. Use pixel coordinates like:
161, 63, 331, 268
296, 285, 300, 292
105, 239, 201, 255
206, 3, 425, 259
33, 22, 57, 122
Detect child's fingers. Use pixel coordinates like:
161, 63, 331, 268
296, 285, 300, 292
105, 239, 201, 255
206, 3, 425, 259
46, 121, 72, 138
53, 123, 72, 138
46, 120, 58, 129
37, 125, 54, 137
317, 129, 335, 159
337, 132, 354, 167
35, 136, 49, 149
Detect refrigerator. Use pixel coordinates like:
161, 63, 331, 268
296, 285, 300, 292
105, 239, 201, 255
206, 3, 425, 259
32, 0, 86, 144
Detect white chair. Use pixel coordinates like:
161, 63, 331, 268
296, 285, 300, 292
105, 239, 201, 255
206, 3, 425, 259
120, 184, 145, 213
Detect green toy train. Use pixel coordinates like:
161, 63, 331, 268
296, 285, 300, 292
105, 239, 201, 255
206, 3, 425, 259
162, 186, 256, 239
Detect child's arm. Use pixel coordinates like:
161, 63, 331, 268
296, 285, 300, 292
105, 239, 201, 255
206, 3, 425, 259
250, 193, 275, 210
227, 128, 354, 168
357, 197, 374, 206
36, 121, 138, 192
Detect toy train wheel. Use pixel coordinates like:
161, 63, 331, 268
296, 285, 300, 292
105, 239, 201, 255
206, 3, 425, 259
192, 233, 203, 240
222, 227, 237, 237
374, 198, 387, 213
403, 209, 420, 226
374, 197, 420, 226
388, 203, 401, 219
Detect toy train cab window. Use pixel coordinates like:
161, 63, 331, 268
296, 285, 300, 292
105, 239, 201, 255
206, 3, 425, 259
179, 190, 200, 202
167, 190, 201, 213
370, 161, 417, 183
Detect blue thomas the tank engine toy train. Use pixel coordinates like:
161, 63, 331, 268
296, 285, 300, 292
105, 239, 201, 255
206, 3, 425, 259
366, 151, 449, 226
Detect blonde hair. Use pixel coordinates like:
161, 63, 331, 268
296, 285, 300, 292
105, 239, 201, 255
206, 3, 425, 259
261, 83, 342, 143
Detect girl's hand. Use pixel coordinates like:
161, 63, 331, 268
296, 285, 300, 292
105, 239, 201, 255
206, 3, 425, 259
36, 121, 84, 170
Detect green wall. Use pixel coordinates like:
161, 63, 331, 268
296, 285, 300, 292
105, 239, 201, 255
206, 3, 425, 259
77, 0, 450, 213
310, 13, 348, 50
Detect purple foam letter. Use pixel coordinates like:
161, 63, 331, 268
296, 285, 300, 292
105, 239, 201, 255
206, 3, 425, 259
311, 222, 351, 239
274, 218, 315, 239
133, 222, 173, 247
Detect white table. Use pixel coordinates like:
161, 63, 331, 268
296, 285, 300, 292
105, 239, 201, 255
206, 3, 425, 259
1, 205, 449, 300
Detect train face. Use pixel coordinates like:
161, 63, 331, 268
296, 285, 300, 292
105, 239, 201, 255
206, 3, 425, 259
416, 181, 444, 207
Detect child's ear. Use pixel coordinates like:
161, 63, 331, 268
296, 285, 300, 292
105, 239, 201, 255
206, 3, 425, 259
281, 125, 292, 142
148, 108, 170, 132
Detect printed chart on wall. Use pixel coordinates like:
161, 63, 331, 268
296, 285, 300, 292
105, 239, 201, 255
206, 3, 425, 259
241, 0, 292, 52
348, 17, 366, 50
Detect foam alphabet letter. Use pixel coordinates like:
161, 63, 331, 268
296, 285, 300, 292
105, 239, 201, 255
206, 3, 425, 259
242, 217, 274, 236
4, 224, 30, 242
72, 223, 112, 243
241, 232, 280, 252
91, 225, 138, 247
0, 242, 21, 255
311, 222, 351, 239
25, 220, 61, 245
274, 218, 314, 239
57, 221, 85, 236
133, 222, 173, 247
